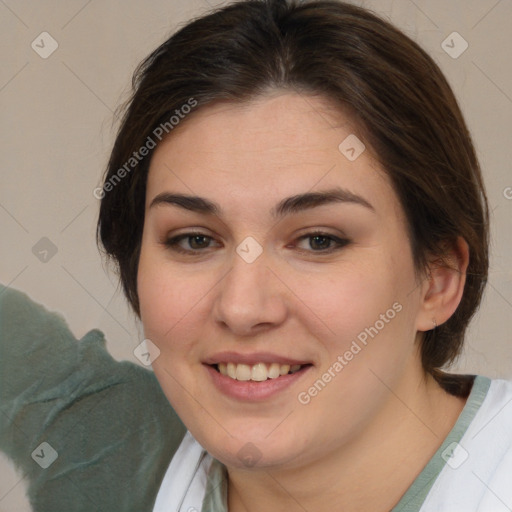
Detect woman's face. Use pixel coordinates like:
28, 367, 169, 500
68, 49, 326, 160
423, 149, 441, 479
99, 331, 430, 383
137, 92, 427, 470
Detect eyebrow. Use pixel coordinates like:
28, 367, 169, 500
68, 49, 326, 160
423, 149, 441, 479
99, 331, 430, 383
149, 187, 375, 218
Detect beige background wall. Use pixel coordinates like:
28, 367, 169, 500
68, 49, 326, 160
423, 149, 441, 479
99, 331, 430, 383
1, 0, 511, 509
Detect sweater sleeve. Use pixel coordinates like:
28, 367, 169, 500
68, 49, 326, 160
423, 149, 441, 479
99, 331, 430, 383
0, 284, 187, 512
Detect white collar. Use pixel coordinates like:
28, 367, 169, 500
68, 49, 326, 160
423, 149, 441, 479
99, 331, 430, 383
152, 431, 212, 512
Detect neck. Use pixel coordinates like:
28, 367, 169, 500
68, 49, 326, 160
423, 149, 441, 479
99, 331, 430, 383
227, 367, 467, 512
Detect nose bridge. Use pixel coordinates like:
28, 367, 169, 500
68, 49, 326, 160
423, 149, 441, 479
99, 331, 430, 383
213, 242, 286, 333
222, 245, 269, 306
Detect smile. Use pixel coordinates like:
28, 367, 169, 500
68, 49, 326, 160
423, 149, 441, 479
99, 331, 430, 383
215, 362, 305, 381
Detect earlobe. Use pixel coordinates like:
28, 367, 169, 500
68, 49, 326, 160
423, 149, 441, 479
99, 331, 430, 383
416, 237, 469, 332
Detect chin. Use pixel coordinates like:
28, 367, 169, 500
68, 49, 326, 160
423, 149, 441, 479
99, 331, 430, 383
191, 420, 310, 471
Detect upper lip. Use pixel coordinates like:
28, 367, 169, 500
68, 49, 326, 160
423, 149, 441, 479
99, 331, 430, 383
203, 351, 312, 366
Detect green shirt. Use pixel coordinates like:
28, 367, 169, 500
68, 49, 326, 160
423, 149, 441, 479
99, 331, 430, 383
0, 284, 186, 511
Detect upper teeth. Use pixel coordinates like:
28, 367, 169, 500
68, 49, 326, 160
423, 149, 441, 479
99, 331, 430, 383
217, 362, 302, 381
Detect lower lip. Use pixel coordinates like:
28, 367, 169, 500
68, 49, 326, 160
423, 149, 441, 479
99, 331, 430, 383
204, 364, 311, 402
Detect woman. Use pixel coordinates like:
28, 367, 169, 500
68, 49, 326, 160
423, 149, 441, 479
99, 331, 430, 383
1, 0, 510, 511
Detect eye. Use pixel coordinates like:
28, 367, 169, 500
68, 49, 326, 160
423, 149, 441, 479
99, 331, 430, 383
294, 231, 350, 254
163, 230, 349, 256
163, 232, 219, 254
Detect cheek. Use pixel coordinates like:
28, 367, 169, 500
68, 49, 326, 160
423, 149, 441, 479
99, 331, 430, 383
296, 274, 418, 436
137, 248, 203, 352
137, 250, 209, 411
296, 257, 419, 398
292, 259, 411, 341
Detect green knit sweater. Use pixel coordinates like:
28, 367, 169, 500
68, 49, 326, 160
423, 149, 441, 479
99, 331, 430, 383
0, 284, 187, 511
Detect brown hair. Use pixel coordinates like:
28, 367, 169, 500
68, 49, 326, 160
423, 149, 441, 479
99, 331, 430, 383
97, 0, 489, 396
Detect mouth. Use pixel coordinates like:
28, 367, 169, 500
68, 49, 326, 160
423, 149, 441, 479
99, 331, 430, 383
211, 362, 311, 382
203, 352, 313, 401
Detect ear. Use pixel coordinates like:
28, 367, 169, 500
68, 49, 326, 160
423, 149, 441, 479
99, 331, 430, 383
416, 237, 469, 332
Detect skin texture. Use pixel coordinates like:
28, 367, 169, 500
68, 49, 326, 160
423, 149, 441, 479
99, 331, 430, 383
137, 92, 469, 511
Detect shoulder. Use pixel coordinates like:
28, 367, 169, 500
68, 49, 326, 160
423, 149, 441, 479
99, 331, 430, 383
470, 376, 512, 437
422, 375, 512, 511
0, 284, 187, 510
485, 376, 512, 401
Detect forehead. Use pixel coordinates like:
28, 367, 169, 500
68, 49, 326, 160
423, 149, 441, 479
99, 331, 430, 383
146, 92, 398, 220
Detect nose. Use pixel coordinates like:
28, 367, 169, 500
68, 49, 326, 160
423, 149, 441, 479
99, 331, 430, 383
212, 247, 288, 337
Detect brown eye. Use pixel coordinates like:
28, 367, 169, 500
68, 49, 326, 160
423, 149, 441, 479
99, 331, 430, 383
164, 232, 219, 254
295, 232, 350, 254
187, 235, 211, 249
309, 235, 332, 251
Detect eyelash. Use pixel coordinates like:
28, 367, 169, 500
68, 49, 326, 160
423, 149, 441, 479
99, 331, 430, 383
163, 230, 350, 256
